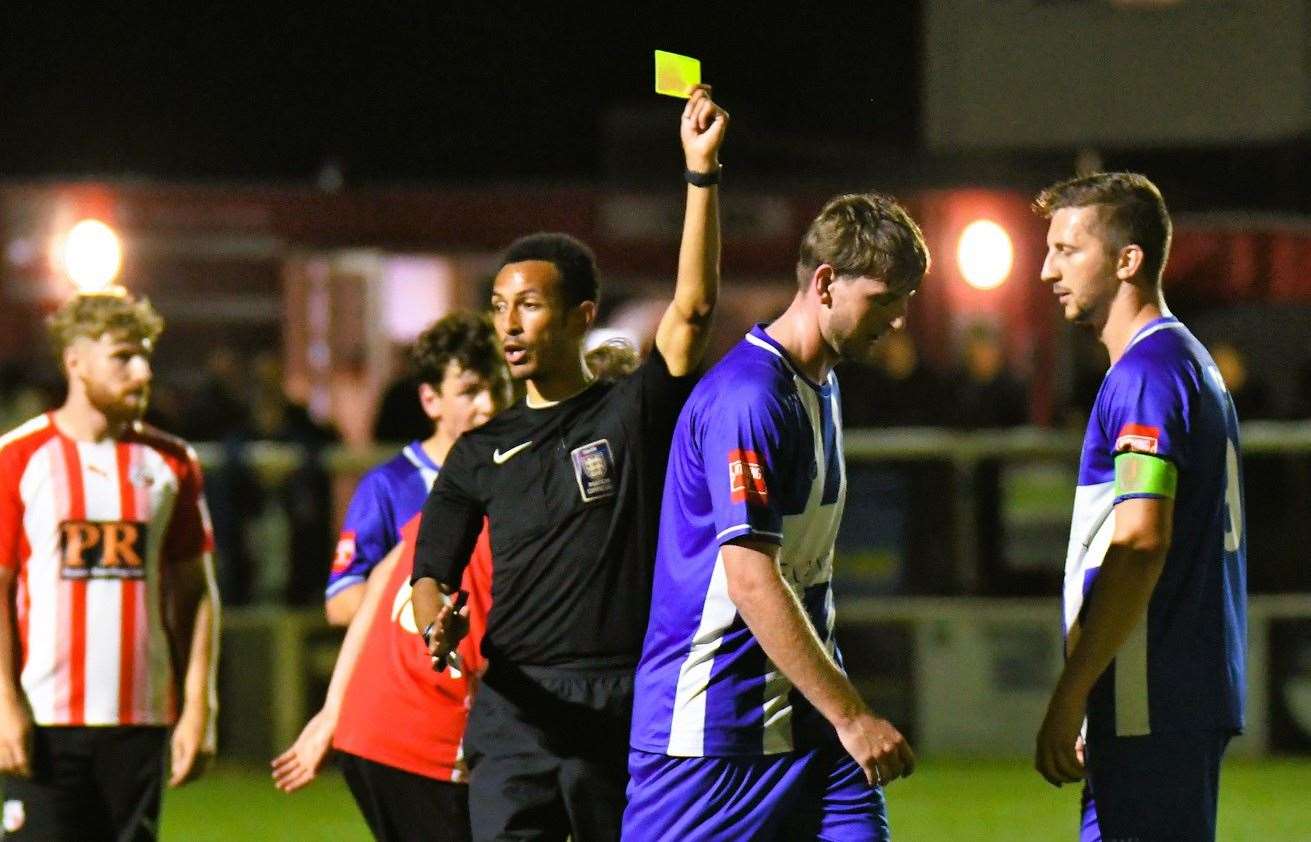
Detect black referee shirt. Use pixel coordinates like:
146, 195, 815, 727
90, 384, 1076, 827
414, 348, 696, 669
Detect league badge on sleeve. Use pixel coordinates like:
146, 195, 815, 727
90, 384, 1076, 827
728, 449, 769, 506
332, 532, 357, 573
572, 439, 617, 502
1115, 423, 1161, 454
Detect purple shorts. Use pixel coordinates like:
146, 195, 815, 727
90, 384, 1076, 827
622, 742, 889, 842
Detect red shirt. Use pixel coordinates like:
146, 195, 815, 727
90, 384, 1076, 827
332, 515, 490, 781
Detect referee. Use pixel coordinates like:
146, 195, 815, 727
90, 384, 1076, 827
412, 85, 728, 842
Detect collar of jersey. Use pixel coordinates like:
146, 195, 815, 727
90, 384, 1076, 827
746, 324, 828, 392
524, 378, 600, 410
1124, 315, 1183, 355
404, 440, 441, 472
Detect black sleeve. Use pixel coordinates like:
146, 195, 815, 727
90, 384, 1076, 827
641, 346, 698, 409
412, 440, 485, 590
637, 345, 699, 441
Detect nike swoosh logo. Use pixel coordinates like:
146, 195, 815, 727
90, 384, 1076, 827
492, 441, 533, 464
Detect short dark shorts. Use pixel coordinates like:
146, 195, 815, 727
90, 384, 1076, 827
1080, 728, 1233, 842
2, 725, 167, 841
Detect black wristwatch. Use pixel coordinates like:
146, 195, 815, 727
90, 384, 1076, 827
684, 167, 721, 187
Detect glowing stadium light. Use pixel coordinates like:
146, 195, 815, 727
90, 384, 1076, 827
957, 219, 1013, 291
60, 219, 123, 293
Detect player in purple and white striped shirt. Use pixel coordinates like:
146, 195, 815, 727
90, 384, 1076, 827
626, 193, 929, 841
1033, 173, 1245, 842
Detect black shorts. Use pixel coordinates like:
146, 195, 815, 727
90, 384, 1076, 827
2, 725, 167, 841
338, 751, 470, 842
1082, 728, 1233, 842
464, 662, 633, 842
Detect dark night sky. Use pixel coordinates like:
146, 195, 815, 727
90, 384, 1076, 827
3, 4, 1308, 212
0, 5, 919, 182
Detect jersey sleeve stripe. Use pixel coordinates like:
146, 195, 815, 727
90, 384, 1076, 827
325, 574, 367, 598
714, 524, 783, 544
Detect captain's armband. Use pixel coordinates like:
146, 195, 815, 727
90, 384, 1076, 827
1113, 451, 1178, 499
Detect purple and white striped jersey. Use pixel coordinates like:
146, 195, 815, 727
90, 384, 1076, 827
631, 325, 848, 757
1065, 316, 1246, 738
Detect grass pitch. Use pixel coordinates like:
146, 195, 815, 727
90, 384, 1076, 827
162, 756, 1311, 841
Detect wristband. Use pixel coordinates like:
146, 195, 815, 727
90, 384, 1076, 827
421, 621, 436, 649
684, 167, 721, 187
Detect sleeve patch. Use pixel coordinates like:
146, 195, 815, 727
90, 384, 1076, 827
1114, 452, 1178, 499
1115, 423, 1161, 454
728, 449, 768, 506
331, 532, 357, 574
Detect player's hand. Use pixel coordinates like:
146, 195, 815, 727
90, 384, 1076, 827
681, 85, 729, 174
0, 696, 33, 778
1034, 687, 1086, 787
168, 704, 212, 788
835, 709, 915, 788
425, 595, 470, 672
271, 708, 338, 793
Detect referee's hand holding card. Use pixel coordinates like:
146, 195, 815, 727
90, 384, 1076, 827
422, 589, 469, 674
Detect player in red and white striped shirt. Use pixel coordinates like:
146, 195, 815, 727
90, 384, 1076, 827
0, 291, 219, 840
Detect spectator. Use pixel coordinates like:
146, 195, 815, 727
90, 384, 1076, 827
181, 347, 252, 442
953, 323, 1028, 429
952, 323, 1028, 594
836, 332, 956, 593
251, 352, 340, 605
180, 349, 262, 606
838, 330, 950, 428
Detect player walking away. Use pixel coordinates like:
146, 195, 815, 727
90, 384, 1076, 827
272, 311, 508, 842
624, 194, 927, 842
324, 312, 507, 626
412, 84, 728, 842
0, 291, 219, 840
1031, 173, 1246, 842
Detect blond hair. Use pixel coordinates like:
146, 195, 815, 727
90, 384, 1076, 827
584, 338, 640, 379
47, 292, 164, 359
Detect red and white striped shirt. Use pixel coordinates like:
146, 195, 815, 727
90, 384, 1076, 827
0, 413, 213, 727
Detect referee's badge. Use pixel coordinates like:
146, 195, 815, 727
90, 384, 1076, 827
571, 439, 617, 502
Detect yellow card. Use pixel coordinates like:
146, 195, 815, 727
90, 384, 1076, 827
654, 50, 701, 98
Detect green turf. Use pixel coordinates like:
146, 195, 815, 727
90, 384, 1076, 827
887, 757, 1311, 841
162, 763, 369, 841
162, 757, 1311, 841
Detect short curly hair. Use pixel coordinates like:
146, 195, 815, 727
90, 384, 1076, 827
47, 291, 164, 359
410, 311, 506, 387
797, 193, 930, 292
500, 232, 599, 308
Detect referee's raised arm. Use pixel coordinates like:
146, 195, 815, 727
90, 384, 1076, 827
655, 84, 729, 377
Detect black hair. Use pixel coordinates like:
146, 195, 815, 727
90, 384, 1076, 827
500, 232, 600, 307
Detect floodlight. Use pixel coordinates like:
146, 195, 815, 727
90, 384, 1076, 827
61, 219, 123, 293
957, 220, 1012, 291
